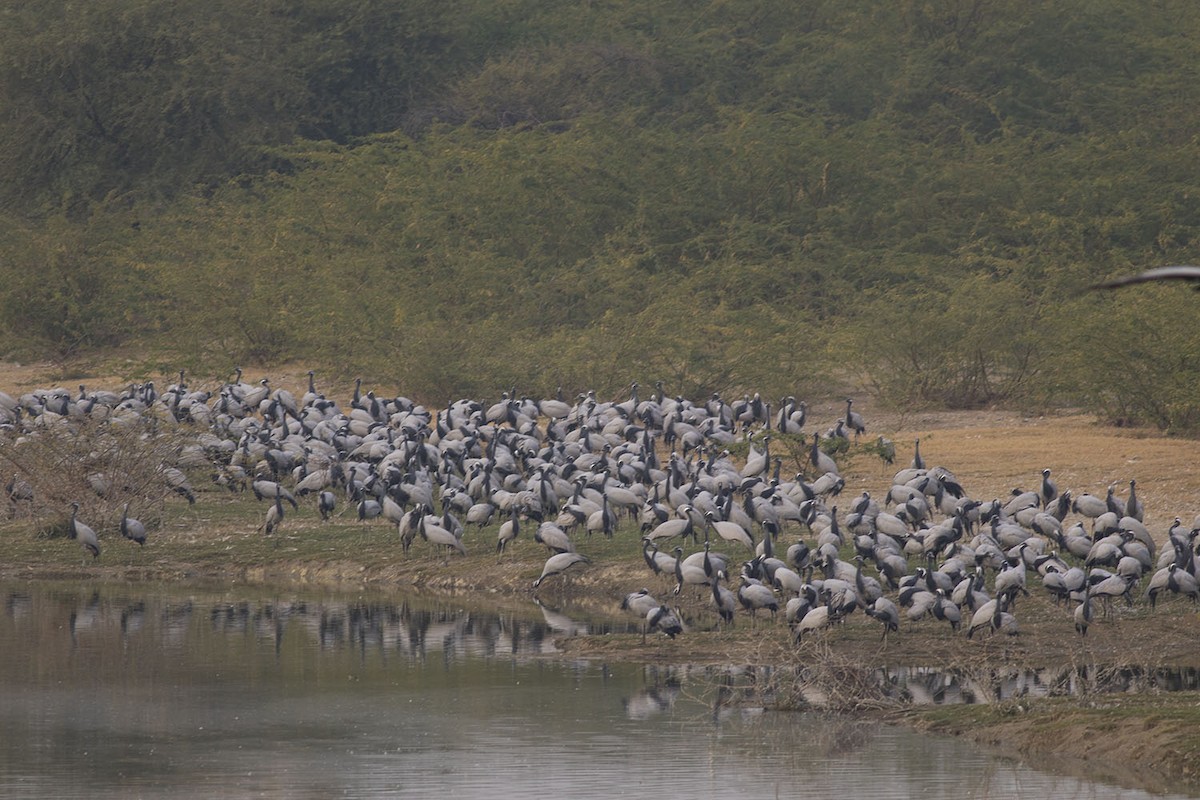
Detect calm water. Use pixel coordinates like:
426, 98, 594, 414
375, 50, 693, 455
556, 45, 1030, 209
0, 582, 1188, 799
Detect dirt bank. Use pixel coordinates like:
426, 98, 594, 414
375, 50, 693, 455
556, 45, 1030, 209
902, 694, 1200, 795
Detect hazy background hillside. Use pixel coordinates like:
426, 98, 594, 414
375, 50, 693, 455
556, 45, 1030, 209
2, 0, 1199, 426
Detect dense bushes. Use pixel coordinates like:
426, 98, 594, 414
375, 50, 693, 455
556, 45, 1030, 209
0, 0, 1199, 427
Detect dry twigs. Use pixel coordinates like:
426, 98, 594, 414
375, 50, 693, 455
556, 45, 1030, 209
0, 413, 196, 537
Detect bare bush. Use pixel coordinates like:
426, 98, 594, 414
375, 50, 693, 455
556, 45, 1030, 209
0, 413, 199, 538
708, 632, 898, 713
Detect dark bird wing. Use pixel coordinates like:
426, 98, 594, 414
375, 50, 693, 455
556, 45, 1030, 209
1090, 265, 1200, 290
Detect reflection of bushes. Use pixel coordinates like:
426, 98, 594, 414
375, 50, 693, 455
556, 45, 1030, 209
714, 633, 896, 713
0, 414, 197, 538
779, 640, 896, 712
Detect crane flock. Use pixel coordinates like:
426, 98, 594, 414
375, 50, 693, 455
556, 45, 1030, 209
3, 372, 1198, 652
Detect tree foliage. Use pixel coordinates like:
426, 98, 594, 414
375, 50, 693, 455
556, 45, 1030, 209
1, 0, 1200, 426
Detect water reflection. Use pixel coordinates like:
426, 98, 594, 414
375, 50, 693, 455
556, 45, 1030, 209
0, 582, 1193, 800
4, 584, 623, 668
615, 661, 1200, 710
0, 583, 714, 714
6, 584, 1198, 706
622, 679, 682, 720
878, 663, 1200, 704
